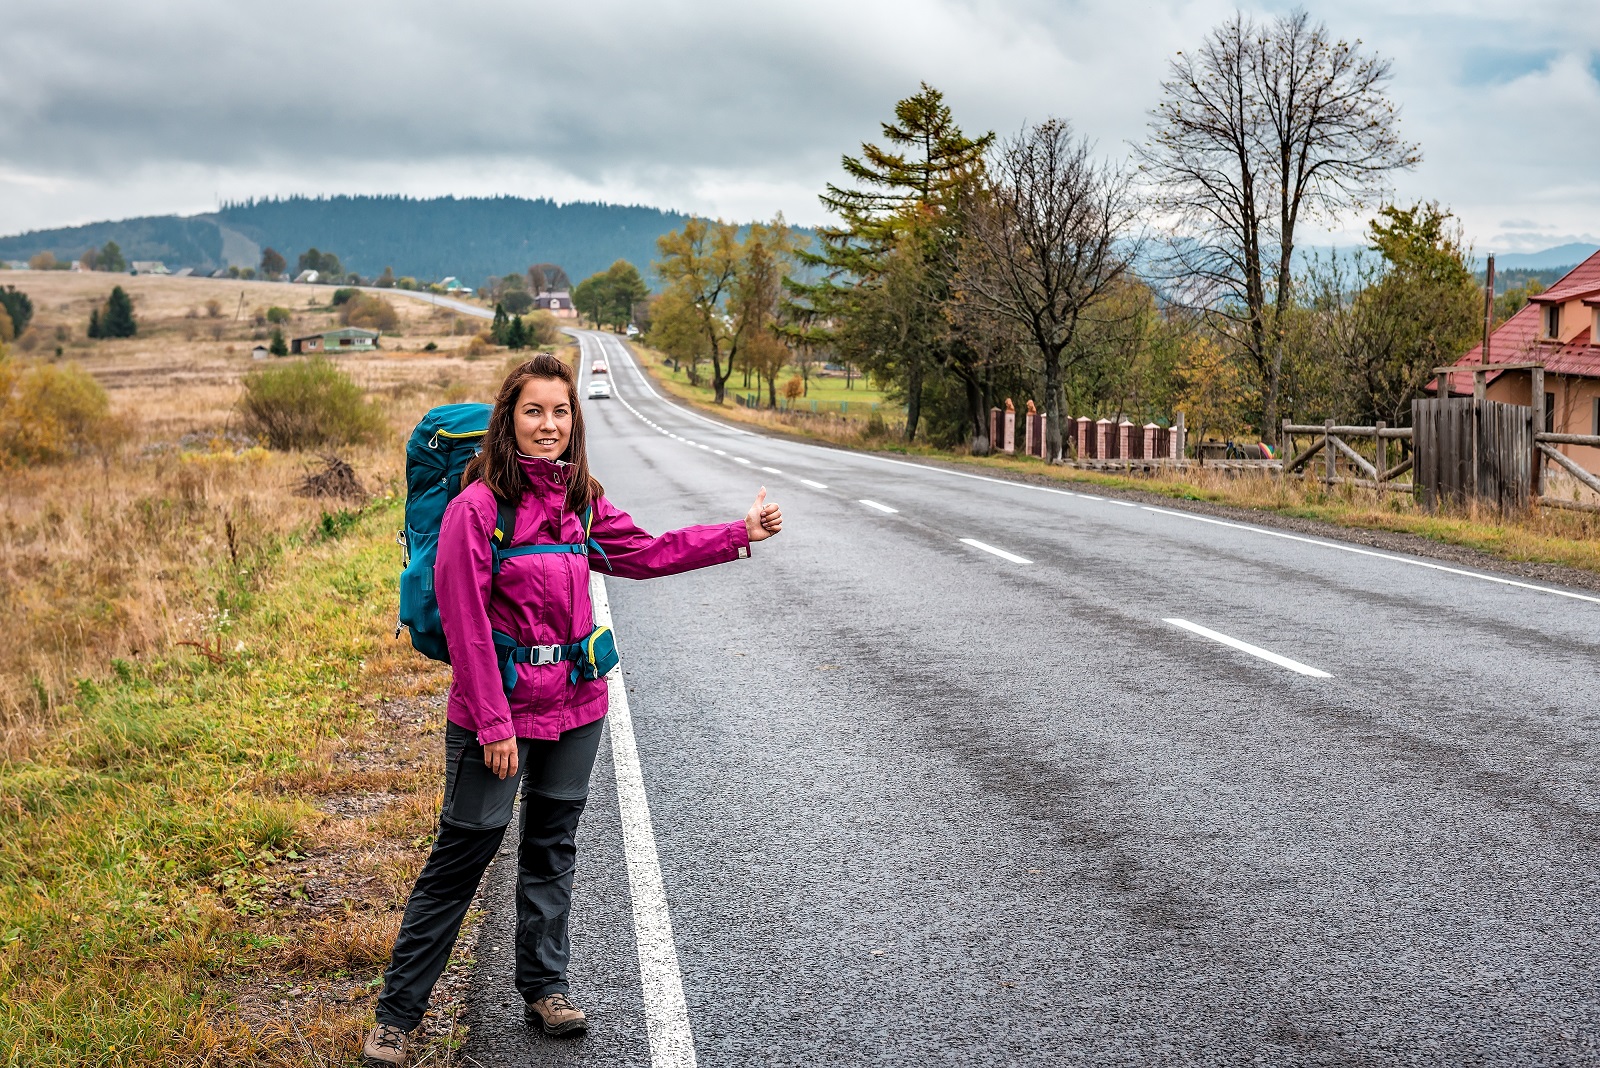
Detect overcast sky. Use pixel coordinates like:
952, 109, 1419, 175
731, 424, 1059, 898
2, 0, 1597, 252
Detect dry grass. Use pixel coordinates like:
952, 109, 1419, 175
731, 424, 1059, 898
0, 274, 537, 1064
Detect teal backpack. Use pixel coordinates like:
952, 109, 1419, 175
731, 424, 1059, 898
397, 403, 618, 686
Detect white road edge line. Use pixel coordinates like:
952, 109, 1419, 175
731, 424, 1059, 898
858, 499, 898, 513
959, 538, 1032, 565
1163, 617, 1332, 678
800, 479, 828, 490
1140, 506, 1600, 606
588, 331, 1600, 608
590, 574, 698, 1068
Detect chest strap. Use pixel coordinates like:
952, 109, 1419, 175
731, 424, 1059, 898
491, 500, 610, 573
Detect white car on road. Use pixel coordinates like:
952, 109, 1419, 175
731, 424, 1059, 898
586, 379, 612, 400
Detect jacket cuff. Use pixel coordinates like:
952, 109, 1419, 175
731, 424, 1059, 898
731, 521, 751, 559
476, 720, 517, 746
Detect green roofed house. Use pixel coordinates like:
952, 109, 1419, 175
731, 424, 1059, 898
291, 327, 381, 354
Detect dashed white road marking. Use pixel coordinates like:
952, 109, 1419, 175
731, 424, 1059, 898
1163, 618, 1332, 678
800, 479, 828, 490
959, 538, 1032, 565
734, 457, 751, 465
858, 499, 898, 514
713, 450, 727, 456
590, 575, 699, 1068
760, 466, 782, 474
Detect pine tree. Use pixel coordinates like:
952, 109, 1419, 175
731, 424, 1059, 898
787, 83, 992, 442
269, 327, 288, 356
491, 303, 509, 345
101, 286, 137, 338
87, 308, 102, 339
507, 315, 528, 350
96, 241, 126, 273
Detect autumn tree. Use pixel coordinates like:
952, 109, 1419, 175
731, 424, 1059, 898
654, 220, 797, 404
1301, 202, 1480, 427
1139, 10, 1419, 442
260, 247, 287, 279
957, 119, 1139, 460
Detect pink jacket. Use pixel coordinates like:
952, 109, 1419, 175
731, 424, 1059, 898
436, 454, 751, 744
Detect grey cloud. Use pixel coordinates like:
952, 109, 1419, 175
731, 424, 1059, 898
2, 0, 1598, 247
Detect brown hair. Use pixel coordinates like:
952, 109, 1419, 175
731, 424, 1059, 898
463, 353, 603, 513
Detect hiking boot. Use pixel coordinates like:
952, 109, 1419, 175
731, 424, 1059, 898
525, 991, 588, 1036
362, 1021, 411, 1066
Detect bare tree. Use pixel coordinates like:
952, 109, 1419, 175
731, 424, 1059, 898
959, 119, 1139, 461
1139, 9, 1419, 442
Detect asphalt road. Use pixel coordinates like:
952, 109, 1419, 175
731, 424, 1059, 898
462, 330, 1600, 1067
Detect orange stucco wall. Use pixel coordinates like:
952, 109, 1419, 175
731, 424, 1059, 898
1484, 370, 1600, 475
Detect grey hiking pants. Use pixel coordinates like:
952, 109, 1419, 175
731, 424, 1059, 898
374, 716, 605, 1031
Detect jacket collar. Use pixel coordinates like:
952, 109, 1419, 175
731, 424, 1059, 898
516, 453, 567, 487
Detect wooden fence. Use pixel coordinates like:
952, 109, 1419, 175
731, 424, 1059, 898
1282, 401, 1600, 514
1280, 419, 1414, 493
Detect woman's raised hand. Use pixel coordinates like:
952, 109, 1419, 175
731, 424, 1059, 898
744, 487, 783, 543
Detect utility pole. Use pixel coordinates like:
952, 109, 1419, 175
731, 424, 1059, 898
1482, 252, 1495, 368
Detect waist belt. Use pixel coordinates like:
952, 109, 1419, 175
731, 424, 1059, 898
492, 631, 578, 691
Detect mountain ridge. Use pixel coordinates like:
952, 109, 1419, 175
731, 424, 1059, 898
0, 195, 698, 286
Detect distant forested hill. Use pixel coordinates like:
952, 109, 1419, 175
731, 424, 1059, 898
0, 195, 697, 286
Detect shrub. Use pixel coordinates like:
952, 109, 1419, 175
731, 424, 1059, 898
0, 359, 116, 466
205, 298, 223, 318
266, 306, 291, 324
330, 287, 359, 307
0, 284, 33, 336
237, 358, 387, 450
28, 251, 57, 271
526, 310, 562, 346
500, 290, 534, 315
86, 287, 137, 339
340, 294, 399, 332
0, 305, 11, 343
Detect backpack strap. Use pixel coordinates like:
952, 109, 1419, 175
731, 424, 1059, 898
488, 497, 602, 574
583, 504, 611, 570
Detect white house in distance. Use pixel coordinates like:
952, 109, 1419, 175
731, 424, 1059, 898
291, 327, 379, 354
129, 260, 170, 275
534, 290, 576, 319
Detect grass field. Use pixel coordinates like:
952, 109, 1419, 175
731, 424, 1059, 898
0, 270, 567, 1064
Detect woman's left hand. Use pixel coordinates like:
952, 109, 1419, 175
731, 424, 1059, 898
744, 487, 783, 542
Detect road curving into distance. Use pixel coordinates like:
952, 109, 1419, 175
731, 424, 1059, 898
461, 328, 1600, 1067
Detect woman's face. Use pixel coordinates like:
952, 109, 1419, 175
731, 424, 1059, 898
513, 376, 573, 460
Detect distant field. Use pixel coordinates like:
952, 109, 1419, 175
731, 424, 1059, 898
2, 270, 510, 438
629, 341, 895, 417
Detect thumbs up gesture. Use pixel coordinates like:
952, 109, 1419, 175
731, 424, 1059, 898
744, 486, 783, 542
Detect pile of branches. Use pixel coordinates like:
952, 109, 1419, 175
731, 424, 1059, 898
295, 454, 369, 502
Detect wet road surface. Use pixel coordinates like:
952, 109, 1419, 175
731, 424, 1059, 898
461, 330, 1600, 1067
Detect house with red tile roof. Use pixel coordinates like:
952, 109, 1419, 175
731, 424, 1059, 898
1436, 249, 1600, 477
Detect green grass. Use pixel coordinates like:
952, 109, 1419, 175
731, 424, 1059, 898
0, 497, 408, 1065
633, 344, 893, 416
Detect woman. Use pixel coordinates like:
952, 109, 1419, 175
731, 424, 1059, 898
364, 353, 782, 1066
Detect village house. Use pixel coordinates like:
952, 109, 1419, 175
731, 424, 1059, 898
534, 290, 576, 319
129, 260, 169, 275
291, 327, 380, 354
1438, 249, 1600, 476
